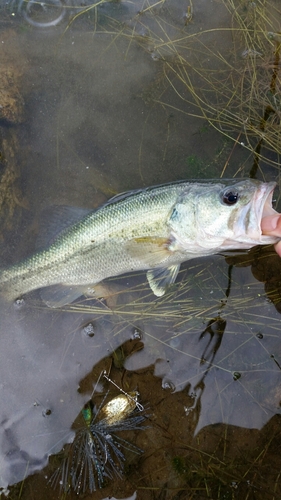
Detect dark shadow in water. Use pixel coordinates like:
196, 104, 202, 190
226, 245, 281, 313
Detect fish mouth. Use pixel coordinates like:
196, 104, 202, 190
261, 184, 278, 217
258, 181, 280, 242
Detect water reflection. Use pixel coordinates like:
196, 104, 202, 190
0, 283, 100, 486
1, 250, 281, 492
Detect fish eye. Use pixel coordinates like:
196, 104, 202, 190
221, 190, 239, 205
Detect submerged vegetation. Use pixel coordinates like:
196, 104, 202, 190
144, 0, 281, 173
37, 0, 281, 182
67, 0, 281, 174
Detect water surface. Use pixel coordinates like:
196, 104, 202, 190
1, 1, 281, 498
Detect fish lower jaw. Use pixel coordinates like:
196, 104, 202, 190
220, 235, 279, 250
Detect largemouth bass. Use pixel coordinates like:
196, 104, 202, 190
0, 179, 279, 306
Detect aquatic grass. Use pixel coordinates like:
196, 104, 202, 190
86, 0, 281, 175
53, 256, 274, 317
148, 0, 281, 172
59, 0, 167, 44
44, 253, 281, 425
53, 0, 281, 173
131, 4, 278, 175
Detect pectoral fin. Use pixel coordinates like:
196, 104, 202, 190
125, 237, 171, 266
147, 264, 180, 297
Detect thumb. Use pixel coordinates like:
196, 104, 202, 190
261, 215, 281, 235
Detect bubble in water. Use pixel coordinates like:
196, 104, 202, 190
42, 408, 52, 417
184, 405, 193, 416
256, 332, 263, 339
162, 379, 175, 392
14, 298, 25, 309
131, 328, 142, 340
21, 0, 66, 28
169, 336, 181, 349
151, 52, 160, 61
82, 323, 95, 338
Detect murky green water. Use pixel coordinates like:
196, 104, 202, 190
1, 0, 281, 499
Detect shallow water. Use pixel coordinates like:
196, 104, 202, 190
1, 0, 281, 499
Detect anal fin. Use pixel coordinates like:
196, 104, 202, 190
39, 282, 123, 308
40, 284, 89, 308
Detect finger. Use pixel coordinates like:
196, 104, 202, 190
274, 241, 281, 257
261, 215, 281, 236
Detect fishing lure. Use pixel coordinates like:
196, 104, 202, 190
50, 371, 147, 494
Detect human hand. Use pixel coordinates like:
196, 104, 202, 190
261, 215, 281, 257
